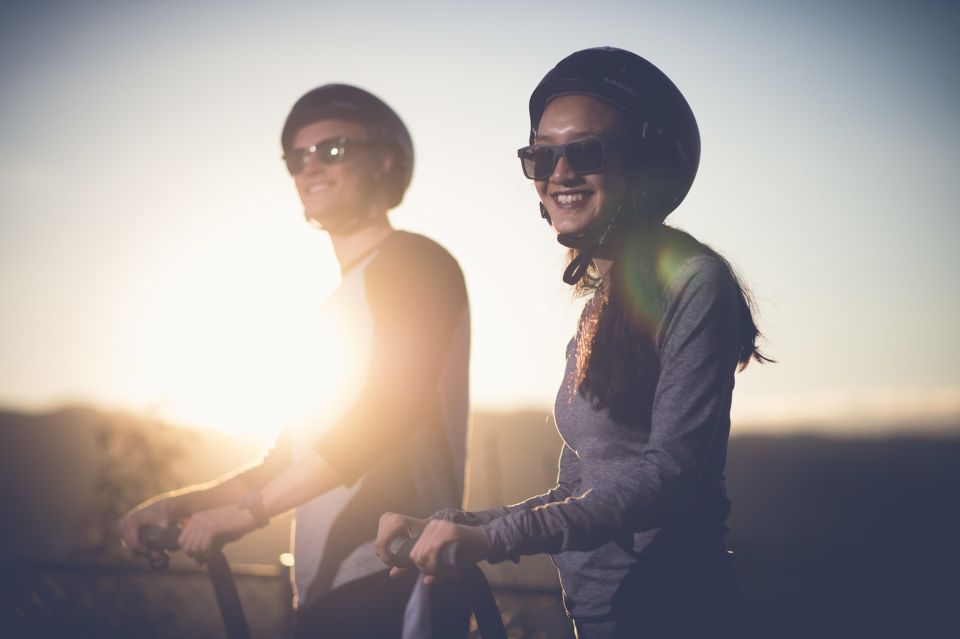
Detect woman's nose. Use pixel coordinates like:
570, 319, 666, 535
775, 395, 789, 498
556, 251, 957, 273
549, 154, 579, 184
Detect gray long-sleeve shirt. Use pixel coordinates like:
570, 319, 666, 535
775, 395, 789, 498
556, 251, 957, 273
437, 252, 740, 620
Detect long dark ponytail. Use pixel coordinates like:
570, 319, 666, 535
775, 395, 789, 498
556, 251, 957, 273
570, 223, 771, 424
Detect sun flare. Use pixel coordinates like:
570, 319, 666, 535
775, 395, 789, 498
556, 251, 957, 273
124, 218, 356, 443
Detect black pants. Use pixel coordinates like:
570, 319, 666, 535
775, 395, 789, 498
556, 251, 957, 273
293, 569, 471, 639
574, 546, 752, 639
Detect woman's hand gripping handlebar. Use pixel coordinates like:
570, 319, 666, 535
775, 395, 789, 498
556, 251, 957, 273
377, 513, 506, 639
376, 513, 491, 583
385, 533, 470, 571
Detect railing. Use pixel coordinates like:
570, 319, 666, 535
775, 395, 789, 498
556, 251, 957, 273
1, 561, 571, 639
1, 560, 292, 639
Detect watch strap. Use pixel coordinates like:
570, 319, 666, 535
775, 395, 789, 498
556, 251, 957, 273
238, 492, 270, 529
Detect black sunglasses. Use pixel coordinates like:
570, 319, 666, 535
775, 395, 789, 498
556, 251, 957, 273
517, 137, 621, 180
283, 136, 376, 175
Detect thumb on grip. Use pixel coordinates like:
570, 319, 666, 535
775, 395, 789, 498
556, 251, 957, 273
386, 536, 417, 568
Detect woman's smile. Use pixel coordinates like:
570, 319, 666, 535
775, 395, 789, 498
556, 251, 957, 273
552, 189, 594, 208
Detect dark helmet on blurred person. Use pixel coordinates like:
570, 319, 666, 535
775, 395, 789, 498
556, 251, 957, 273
282, 84, 414, 232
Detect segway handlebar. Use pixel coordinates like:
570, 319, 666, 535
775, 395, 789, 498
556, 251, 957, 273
136, 523, 251, 639
386, 535, 472, 571
385, 534, 506, 639
139, 523, 182, 553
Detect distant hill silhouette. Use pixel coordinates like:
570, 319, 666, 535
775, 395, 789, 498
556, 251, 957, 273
0, 405, 292, 566
1, 405, 958, 637
725, 434, 960, 638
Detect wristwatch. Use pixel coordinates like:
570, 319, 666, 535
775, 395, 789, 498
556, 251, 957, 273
238, 492, 270, 529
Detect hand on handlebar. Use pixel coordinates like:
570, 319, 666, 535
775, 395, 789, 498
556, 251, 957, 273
177, 504, 257, 562
118, 498, 172, 556
411, 520, 490, 584
376, 512, 429, 577
378, 515, 491, 585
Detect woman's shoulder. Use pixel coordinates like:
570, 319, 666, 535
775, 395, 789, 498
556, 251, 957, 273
664, 253, 733, 298
655, 252, 739, 352
644, 227, 734, 300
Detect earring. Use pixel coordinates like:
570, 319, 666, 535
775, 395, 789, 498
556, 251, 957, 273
539, 202, 552, 224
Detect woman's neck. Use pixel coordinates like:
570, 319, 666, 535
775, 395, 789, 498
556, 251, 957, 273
593, 256, 614, 279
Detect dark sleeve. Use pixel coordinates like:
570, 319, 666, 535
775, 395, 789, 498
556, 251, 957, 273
232, 428, 293, 491
480, 257, 739, 562
432, 442, 582, 525
312, 234, 468, 486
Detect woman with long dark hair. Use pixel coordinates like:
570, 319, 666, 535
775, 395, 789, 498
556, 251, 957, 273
377, 47, 769, 638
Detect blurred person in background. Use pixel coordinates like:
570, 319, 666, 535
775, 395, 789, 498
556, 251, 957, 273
119, 84, 471, 639
377, 47, 769, 638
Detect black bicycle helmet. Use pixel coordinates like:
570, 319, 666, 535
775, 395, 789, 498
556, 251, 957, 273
530, 47, 699, 222
528, 47, 700, 284
282, 84, 414, 230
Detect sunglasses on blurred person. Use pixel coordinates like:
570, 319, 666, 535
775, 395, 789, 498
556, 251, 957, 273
284, 136, 378, 175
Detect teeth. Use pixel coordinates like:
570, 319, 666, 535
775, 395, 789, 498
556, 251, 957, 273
308, 184, 331, 194
556, 192, 585, 205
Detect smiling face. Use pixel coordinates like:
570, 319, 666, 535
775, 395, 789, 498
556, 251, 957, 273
290, 118, 381, 228
534, 95, 630, 237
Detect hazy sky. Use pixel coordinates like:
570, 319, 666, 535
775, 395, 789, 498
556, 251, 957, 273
2, 0, 958, 439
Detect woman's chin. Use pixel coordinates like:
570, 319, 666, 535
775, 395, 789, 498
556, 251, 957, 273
552, 219, 591, 237
549, 207, 600, 236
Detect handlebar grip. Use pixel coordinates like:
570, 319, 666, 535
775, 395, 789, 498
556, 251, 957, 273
440, 540, 470, 570
386, 535, 470, 571
138, 524, 182, 552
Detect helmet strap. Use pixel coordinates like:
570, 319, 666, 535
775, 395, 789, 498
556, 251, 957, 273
556, 203, 625, 285
562, 250, 593, 285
